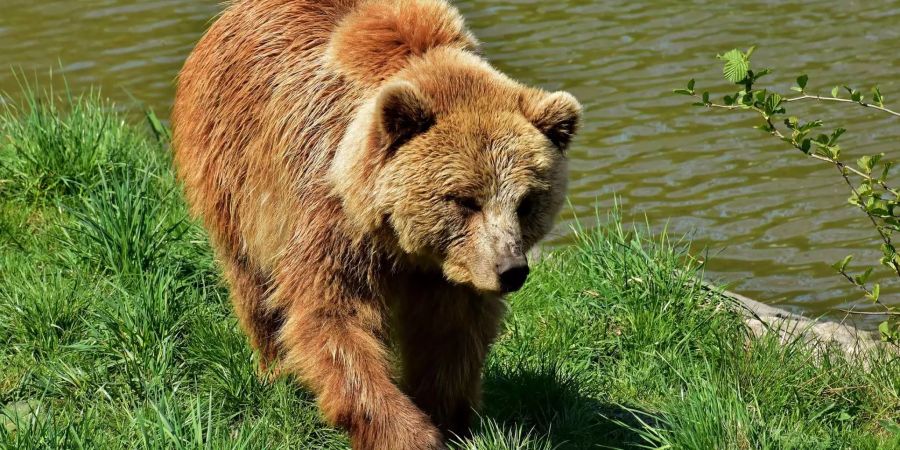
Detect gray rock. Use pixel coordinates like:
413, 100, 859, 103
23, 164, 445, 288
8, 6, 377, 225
1, 399, 42, 433
714, 286, 887, 357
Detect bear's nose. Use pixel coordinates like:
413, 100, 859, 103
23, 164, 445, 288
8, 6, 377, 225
498, 257, 529, 293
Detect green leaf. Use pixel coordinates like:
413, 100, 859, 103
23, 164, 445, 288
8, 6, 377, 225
832, 86, 840, 98
832, 255, 853, 273
799, 120, 823, 132
872, 86, 884, 106
687, 79, 696, 91
879, 321, 891, 340
858, 183, 873, 196
745, 45, 757, 59
719, 49, 750, 84
857, 155, 876, 174
755, 122, 775, 133
829, 128, 846, 145
673, 89, 693, 96
754, 90, 767, 104
796, 74, 809, 90
869, 283, 880, 302
855, 267, 874, 285
765, 93, 783, 115
872, 153, 883, 166
880, 162, 893, 182
752, 68, 771, 82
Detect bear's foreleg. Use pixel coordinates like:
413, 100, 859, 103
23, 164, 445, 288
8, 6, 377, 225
397, 295, 506, 440
279, 285, 445, 450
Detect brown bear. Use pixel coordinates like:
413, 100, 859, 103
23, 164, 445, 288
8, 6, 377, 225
172, 1, 581, 448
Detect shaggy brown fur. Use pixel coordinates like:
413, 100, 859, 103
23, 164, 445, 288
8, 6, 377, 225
172, 1, 581, 448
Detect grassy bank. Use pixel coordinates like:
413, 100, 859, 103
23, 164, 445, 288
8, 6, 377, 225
0, 90, 898, 449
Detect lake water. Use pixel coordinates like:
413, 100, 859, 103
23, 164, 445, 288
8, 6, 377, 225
3, 0, 899, 326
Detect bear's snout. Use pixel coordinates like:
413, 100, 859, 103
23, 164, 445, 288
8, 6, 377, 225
497, 255, 529, 293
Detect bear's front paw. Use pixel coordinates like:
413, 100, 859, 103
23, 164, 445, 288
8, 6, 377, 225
255, 361, 283, 384
351, 409, 446, 450
402, 424, 446, 450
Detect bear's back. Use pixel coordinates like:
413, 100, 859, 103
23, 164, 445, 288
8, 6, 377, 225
172, 0, 477, 267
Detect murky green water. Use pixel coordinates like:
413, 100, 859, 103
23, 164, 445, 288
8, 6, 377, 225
3, 0, 899, 325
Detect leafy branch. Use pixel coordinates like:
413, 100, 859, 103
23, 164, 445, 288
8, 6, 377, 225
676, 47, 900, 340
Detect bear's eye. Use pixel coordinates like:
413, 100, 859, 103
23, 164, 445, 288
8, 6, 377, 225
517, 195, 535, 218
446, 196, 481, 214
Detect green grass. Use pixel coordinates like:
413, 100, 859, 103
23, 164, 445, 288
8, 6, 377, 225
0, 89, 898, 449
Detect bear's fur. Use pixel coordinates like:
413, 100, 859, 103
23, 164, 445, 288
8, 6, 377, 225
172, 1, 581, 448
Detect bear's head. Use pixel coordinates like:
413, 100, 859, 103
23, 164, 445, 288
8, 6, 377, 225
331, 49, 581, 294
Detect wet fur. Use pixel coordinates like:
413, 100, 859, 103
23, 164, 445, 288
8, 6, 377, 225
172, 1, 580, 448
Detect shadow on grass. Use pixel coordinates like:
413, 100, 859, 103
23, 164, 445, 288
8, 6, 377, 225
480, 362, 654, 449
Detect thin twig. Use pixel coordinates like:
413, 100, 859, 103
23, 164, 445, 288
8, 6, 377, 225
837, 264, 896, 314
703, 103, 743, 110
785, 94, 900, 118
809, 153, 896, 194
838, 309, 900, 316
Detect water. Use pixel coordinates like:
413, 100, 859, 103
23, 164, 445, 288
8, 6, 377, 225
3, 0, 899, 325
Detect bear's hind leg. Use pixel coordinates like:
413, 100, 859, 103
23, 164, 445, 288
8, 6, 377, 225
222, 257, 283, 379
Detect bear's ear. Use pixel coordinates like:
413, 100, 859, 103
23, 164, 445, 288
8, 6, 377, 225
522, 91, 582, 151
374, 81, 435, 153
